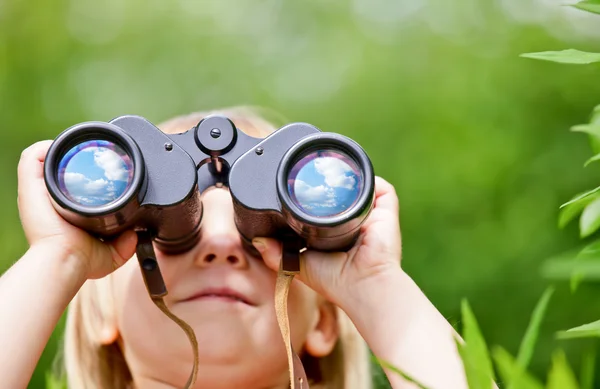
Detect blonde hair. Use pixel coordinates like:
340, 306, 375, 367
60, 106, 373, 389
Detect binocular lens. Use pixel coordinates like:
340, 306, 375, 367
287, 149, 363, 218
57, 140, 134, 207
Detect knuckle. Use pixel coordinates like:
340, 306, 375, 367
19, 140, 51, 163
388, 182, 398, 196
377, 176, 398, 196
19, 146, 33, 162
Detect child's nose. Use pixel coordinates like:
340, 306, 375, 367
194, 233, 249, 269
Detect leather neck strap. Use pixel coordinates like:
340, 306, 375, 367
135, 231, 309, 389
152, 297, 199, 388
275, 270, 310, 389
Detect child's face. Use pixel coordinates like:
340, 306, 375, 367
107, 187, 338, 388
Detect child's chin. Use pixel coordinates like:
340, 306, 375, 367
192, 365, 287, 389
194, 358, 288, 388
193, 323, 266, 356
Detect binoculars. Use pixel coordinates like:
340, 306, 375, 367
43, 115, 375, 254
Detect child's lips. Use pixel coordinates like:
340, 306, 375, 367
180, 287, 256, 306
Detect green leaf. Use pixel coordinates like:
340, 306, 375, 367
577, 240, 600, 259
520, 49, 600, 64
559, 193, 600, 229
516, 287, 554, 369
570, 105, 600, 154
584, 153, 600, 167
543, 259, 600, 282
456, 300, 495, 389
372, 356, 431, 389
571, 0, 600, 15
547, 350, 580, 389
560, 186, 600, 209
542, 241, 600, 287
557, 319, 600, 340
571, 271, 585, 293
572, 240, 600, 291
571, 124, 600, 155
590, 104, 600, 124
580, 348, 596, 389
580, 197, 600, 237
492, 347, 544, 389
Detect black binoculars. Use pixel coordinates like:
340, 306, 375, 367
43, 115, 375, 254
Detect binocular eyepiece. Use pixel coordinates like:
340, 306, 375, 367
43, 115, 374, 254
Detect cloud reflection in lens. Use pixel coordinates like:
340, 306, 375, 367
287, 149, 363, 217
57, 140, 134, 207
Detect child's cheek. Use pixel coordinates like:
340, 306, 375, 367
288, 280, 320, 348
112, 257, 166, 337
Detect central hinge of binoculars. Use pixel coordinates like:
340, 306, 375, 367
135, 230, 168, 298
281, 237, 304, 275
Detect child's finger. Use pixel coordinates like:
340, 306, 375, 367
17, 141, 57, 227
108, 230, 138, 269
374, 176, 399, 214
360, 177, 400, 235
17, 141, 53, 184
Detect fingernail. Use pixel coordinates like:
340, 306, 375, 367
252, 239, 266, 253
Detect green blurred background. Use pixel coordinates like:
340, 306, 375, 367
3, 0, 600, 387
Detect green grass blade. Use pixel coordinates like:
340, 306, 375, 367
571, 271, 585, 294
547, 350, 580, 389
557, 319, 600, 340
520, 50, 600, 65
570, 0, 600, 15
457, 300, 495, 389
492, 346, 544, 389
372, 356, 431, 389
580, 347, 596, 389
516, 287, 555, 369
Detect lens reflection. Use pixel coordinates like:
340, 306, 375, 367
287, 149, 363, 217
57, 140, 134, 207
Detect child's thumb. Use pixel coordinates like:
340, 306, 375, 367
252, 237, 339, 297
108, 230, 138, 269
252, 237, 282, 272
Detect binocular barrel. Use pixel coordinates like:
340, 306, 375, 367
43, 115, 374, 254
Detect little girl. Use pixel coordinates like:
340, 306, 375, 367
1, 107, 469, 389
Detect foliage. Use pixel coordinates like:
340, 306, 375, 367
372, 356, 431, 389
422, 1, 600, 388
457, 300, 496, 389
571, 0, 600, 15
520, 50, 600, 65
45, 371, 66, 389
381, 287, 589, 389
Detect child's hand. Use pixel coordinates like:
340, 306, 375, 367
253, 176, 401, 312
17, 141, 137, 280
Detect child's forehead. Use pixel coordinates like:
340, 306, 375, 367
157, 111, 274, 138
